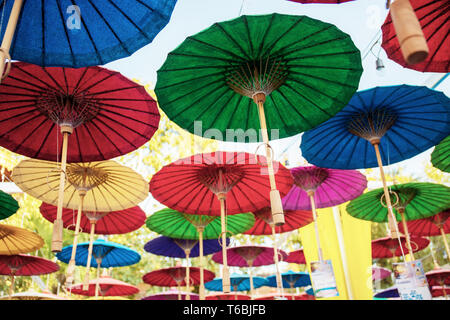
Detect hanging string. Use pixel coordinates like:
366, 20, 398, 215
238, 0, 245, 16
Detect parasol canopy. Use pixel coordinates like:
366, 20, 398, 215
372, 266, 392, 282
430, 286, 450, 298
381, 0, 450, 73
0, 62, 160, 163
144, 236, 227, 258
0, 291, 67, 300
282, 165, 367, 210
374, 286, 400, 299
398, 210, 450, 237
371, 236, 429, 259
12, 159, 149, 213
301, 85, 450, 170
141, 289, 199, 301
149, 151, 293, 216
56, 239, 140, 268
255, 293, 315, 300
146, 208, 255, 239
142, 266, 215, 287
0, 224, 44, 255
40, 202, 146, 235
0, 0, 178, 68
0, 189, 19, 220
347, 183, 450, 223
431, 135, 450, 173
204, 273, 267, 292
285, 249, 306, 264
244, 207, 313, 235
68, 275, 139, 297
155, 13, 362, 141
265, 271, 312, 289
426, 269, 450, 287
212, 245, 287, 267
0, 254, 59, 276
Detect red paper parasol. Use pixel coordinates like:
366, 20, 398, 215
0, 254, 59, 296
426, 268, 450, 287
206, 293, 251, 300
149, 151, 293, 293
142, 289, 199, 301
371, 236, 429, 259
0, 62, 159, 252
430, 286, 450, 299
39, 202, 146, 235
381, 0, 449, 72
285, 249, 306, 265
68, 275, 139, 297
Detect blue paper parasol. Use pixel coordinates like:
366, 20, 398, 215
265, 270, 311, 289
301, 85, 450, 254
0, 0, 178, 72
205, 273, 266, 293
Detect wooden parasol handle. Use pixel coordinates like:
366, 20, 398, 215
218, 193, 231, 293
83, 220, 96, 291
271, 225, 285, 297
308, 191, 324, 262
198, 227, 206, 300
440, 226, 450, 264
253, 92, 285, 226
399, 209, 415, 261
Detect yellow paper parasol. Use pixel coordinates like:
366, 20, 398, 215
12, 159, 148, 287
0, 224, 44, 255
0, 291, 68, 300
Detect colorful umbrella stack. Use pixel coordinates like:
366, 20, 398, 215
0, 0, 448, 302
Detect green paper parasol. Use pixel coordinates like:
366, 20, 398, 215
0, 190, 19, 220
431, 135, 450, 173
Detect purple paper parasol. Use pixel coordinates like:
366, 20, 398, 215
282, 165, 367, 210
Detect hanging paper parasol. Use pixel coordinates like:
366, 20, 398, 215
347, 182, 450, 260
155, 13, 362, 227
301, 85, 450, 257
0, 291, 67, 300
431, 135, 450, 173
212, 245, 287, 298
0, 0, 178, 77
374, 286, 400, 299
143, 266, 215, 300
149, 151, 292, 293
430, 286, 450, 299
57, 238, 140, 296
0, 254, 59, 296
144, 236, 227, 300
142, 289, 199, 301
285, 249, 307, 265
0, 189, 19, 220
204, 273, 267, 293
2, 62, 158, 252
206, 293, 251, 300
146, 207, 253, 300
381, 0, 449, 73
398, 210, 450, 263
426, 269, 450, 287
0, 224, 44, 255
265, 270, 311, 289
371, 236, 429, 259
13, 159, 148, 286
372, 266, 392, 282
68, 275, 139, 297
283, 165, 367, 264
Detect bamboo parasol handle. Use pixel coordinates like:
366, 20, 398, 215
198, 228, 205, 300
308, 191, 324, 262
83, 221, 96, 291
440, 227, 450, 264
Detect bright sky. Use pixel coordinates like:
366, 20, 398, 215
104, 0, 449, 209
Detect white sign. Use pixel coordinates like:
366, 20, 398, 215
392, 260, 432, 300
310, 260, 339, 298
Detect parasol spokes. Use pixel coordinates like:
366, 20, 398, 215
347, 108, 397, 144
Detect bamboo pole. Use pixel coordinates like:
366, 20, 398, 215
253, 92, 285, 226
0, 0, 23, 82
198, 227, 205, 300
83, 220, 96, 290
399, 209, 415, 261
9, 274, 14, 297
52, 126, 73, 252
248, 264, 254, 300
177, 283, 181, 300
219, 193, 230, 293
95, 258, 101, 298
271, 225, 284, 297
307, 191, 323, 262
185, 249, 191, 301
65, 190, 86, 287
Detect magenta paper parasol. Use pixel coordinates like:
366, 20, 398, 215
372, 266, 392, 282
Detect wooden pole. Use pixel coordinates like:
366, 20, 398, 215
52, 125, 73, 252
399, 209, 415, 261
83, 220, 96, 291
372, 142, 401, 238
253, 92, 285, 226
0, 0, 23, 82
177, 283, 181, 300
248, 261, 254, 300
185, 249, 191, 301
219, 193, 230, 293
271, 225, 284, 296
9, 274, 14, 297
95, 258, 101, 298
308, 191, 324, 262
198, 227, 205, 300
65, 190, 86, 287
439, 227, 450, 263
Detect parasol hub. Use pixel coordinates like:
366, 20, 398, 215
85, 211, 108, 223
252, 92, 266, 104
370, 138, 381, 145
59, 124, 74, 134
67, 164, 109, 190
347, 109, 397, 142
198, 166, 244, 195
217, 193, 227, 201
